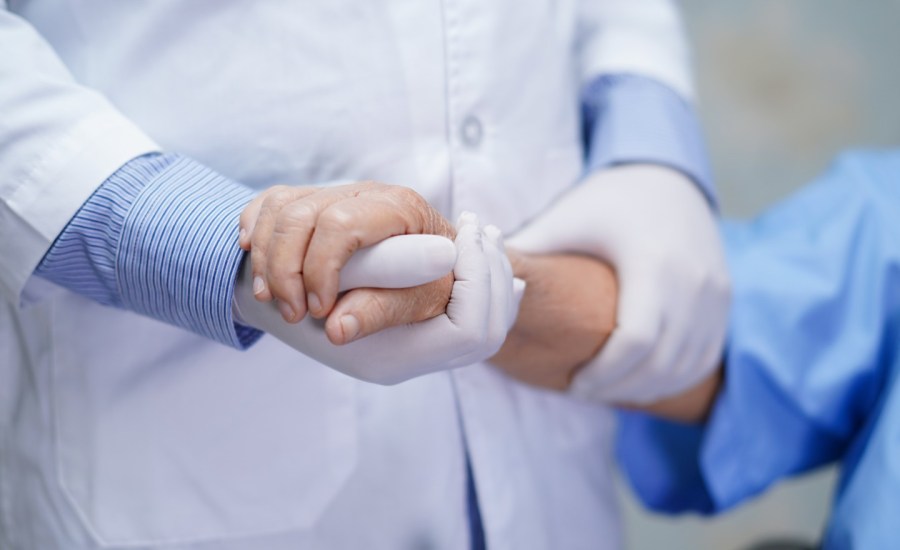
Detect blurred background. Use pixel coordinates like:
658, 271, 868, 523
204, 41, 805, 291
618, 1, 900, 548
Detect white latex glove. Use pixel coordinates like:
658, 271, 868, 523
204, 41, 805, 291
507, 165, 730, 404
234, 213, 525, 385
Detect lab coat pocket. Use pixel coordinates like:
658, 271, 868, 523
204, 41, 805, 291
50, 297, 359, 547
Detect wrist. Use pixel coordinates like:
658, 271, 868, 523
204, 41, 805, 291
492, 250, 618, 391
619, 366, 723, 423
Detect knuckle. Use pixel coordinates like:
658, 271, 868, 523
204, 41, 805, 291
249, 234, 266, 252
266, 255, 300, 280
398, 186, 430, 213
277, 201, 318, 231
385, 184, 420, 209
304, 254, 341, 283
265, 271, 292, 296
265, 261, 290, 283
249, 246, 270, 268
354, 180, 384, 193
390, 185, 443, 233
391, 184, 422, 202
268, 280, 300, 305
262, 185, 295, 207
268, 184, 293, 196
249, 231, 269, 254
266, 258, 300, 289
316, 205, 355, 233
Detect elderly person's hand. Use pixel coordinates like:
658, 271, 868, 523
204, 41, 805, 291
234, 210, 523, 385
238, 181, 455, 344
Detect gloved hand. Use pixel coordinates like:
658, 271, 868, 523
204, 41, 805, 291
234, 214, 525, 385
507, 165, 730, 404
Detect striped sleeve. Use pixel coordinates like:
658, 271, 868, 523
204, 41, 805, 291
582, 74, 717, 207
35, 153, 262, 349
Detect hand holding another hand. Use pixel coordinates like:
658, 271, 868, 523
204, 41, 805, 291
238, 181, 457, 344
507, 165, 730, 404
234, 181, 523, 384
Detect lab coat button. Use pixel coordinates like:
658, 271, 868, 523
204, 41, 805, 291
461, 116, 483, 148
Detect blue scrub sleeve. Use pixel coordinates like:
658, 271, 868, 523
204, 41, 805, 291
617, 150, 900, 514
582, 74, 716, 207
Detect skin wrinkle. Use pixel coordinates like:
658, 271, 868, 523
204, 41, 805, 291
303, 187, 454, 319
240, 181, 702, 398
241, 182, 455, 342
240, 182, 645, 393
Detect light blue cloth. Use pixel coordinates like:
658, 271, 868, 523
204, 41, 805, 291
583, 74, 715, 206
617, 150, 900, 549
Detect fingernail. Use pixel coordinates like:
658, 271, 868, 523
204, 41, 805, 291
239, 228, 247, 243
307, 292, 321, 313
278, 301, 295, 322
340, 314, 360, 342
253, 276, 266, 295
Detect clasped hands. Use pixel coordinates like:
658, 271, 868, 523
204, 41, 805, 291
231, 164, 729, 413
233, 181, 523, 384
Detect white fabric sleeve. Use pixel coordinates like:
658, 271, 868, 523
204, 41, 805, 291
0, 9, 158, 305
576, 0, 694, 100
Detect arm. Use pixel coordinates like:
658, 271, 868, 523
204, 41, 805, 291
617, 152, 900, 513
498, 85, 728, 402
1, 7, 278, 347
35, 153, 263, 348
9, 5, 517, 368
490, 1, 730, 403
570, 1, 728, 404
489, 252, 618, 391
0, 8, 157, 303
621, 366, 721, 424
2, 6, 439, 354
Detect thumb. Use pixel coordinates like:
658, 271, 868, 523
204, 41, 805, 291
324, 274, 454, 345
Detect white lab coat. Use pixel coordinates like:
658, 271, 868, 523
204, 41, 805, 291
0, 2, 692, 549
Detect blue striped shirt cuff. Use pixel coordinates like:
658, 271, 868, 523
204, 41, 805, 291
583, 74, 717, 207
36, 153, 262, 349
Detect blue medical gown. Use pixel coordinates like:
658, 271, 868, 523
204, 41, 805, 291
617, 150, 900, 549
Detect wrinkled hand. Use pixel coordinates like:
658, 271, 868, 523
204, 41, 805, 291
238, 181, 455, 344
234, 213, 524, 385
508, 165, 731, 404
